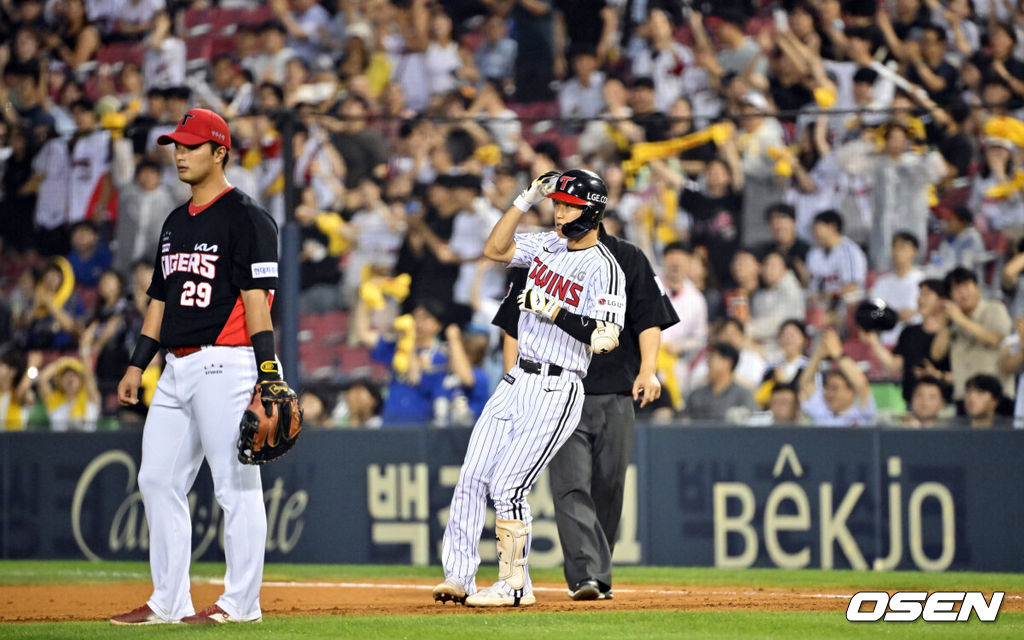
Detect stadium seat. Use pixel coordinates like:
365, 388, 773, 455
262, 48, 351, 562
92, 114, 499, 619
299, 310, 350, 341
508, 100, 559, 123
185, 34, 214, 63
211, 8, 246, 35
211, 36, 238, 59
95, 42, 145, 68
181, 7, 213, 36
239, 5, 273, 28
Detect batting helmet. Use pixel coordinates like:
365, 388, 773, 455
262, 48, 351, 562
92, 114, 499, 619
854, 298, 898, 332
545, 169, 608, 239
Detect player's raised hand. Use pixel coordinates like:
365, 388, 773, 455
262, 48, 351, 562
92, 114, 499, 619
632, 371, 662, 408
518, 289, 561, 322
513, 170, 560, 212
117, 367, 143, 406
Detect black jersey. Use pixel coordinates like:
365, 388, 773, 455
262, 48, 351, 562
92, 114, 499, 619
494, 229, 679, 395
147, 187, 279, 348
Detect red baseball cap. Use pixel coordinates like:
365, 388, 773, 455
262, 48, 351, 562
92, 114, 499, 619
157, 108, 231, 150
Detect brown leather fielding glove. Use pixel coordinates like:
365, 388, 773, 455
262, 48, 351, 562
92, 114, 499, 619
237, 380, 303, 465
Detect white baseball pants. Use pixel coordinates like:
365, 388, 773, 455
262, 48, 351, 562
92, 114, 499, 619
441, 364, 584, 592
137, 346, 265, 622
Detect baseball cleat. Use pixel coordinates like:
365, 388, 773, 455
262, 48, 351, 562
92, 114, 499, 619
181, 604, 261, 624
432, 579, 468, 604
465, 583, 536, 607
598, 589, 614, 600
568, 578, 601, 601
109, 604, 176, 625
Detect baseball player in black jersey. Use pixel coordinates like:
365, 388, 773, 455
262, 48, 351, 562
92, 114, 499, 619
494, 214, 678, 601
111, 109, 284, 625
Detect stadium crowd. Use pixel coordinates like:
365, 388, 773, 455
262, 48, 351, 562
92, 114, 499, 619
2, 0, 1024, 431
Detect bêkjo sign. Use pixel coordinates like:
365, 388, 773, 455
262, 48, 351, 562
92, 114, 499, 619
0, 427, 1021, 572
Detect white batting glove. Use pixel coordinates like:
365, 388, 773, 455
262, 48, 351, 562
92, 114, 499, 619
518, 289, 561, 322
513, 170, 560, 212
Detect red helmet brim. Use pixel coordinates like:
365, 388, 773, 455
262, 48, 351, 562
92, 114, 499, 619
546, 191, 589, 206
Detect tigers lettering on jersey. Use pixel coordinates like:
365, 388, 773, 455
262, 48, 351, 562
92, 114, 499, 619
162, 252, 219, 279
528, 257, 583, 307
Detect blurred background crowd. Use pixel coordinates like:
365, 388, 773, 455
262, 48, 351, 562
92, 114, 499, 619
2, 0, 1024, 431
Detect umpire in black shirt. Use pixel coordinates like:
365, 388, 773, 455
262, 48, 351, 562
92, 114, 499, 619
493, 225, 678, 600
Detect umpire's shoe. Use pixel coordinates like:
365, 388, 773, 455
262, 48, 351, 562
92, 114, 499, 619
568, 578, 601, 601
432, 578, 468, 604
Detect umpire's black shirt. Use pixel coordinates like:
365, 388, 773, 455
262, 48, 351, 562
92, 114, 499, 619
494, 228, 679, 395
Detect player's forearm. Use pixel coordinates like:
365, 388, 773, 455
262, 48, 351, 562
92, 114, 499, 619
140, 299, 164, 340
553, 309, 619, 349
241, 289, 274, 334
241, 289, 281, 380
483, 207, 524, 262
637, 326, 660, 375
127, 299, 164, 372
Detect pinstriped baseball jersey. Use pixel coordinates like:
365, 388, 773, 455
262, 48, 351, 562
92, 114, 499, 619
510, 231, 626, 376
806, 236, 867, 297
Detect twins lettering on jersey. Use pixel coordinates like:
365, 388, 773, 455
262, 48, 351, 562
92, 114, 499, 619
529, 257, 583, 307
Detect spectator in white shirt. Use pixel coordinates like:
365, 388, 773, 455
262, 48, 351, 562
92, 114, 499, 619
558, 47, 606, 121
271, 0, 333, 60
475, 13, 517, 94
630, 8, 704, 113
110, 0, 164, 42
141, 11, 185, 90
111, 155, 176, 277
67, 99, 111, 227
927, 205, 987, 281
244, 21, 296, 84
806, 209, 868, 304
871, 232, 925, 347
749, 251, 806, 351
799, 328, 877, 426
28, 134, 71, 255
660, 241, 708, 361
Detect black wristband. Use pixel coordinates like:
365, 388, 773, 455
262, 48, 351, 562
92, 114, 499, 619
553, 309, 600, 345
251, 330, 281, 381
128, 335, 160, 370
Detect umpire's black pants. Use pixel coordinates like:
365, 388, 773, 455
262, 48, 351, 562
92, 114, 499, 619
548, 393, 634, 592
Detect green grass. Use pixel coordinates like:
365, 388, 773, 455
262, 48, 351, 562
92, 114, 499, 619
2, 561, 1022, 638
3, 560, 1024, 592
1, 612, 1022, 639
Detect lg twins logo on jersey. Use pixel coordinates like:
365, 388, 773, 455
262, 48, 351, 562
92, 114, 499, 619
529, 257, 583, 306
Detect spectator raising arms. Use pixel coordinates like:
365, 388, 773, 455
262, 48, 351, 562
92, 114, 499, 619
37, 355, 101, 431
799, 328, 876, 426
0, 350, 35, 430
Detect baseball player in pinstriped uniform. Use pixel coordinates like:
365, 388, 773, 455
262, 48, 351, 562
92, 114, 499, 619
432, 169, 627, 607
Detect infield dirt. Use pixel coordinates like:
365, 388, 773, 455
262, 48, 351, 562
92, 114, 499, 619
3, 580, 1021, 623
